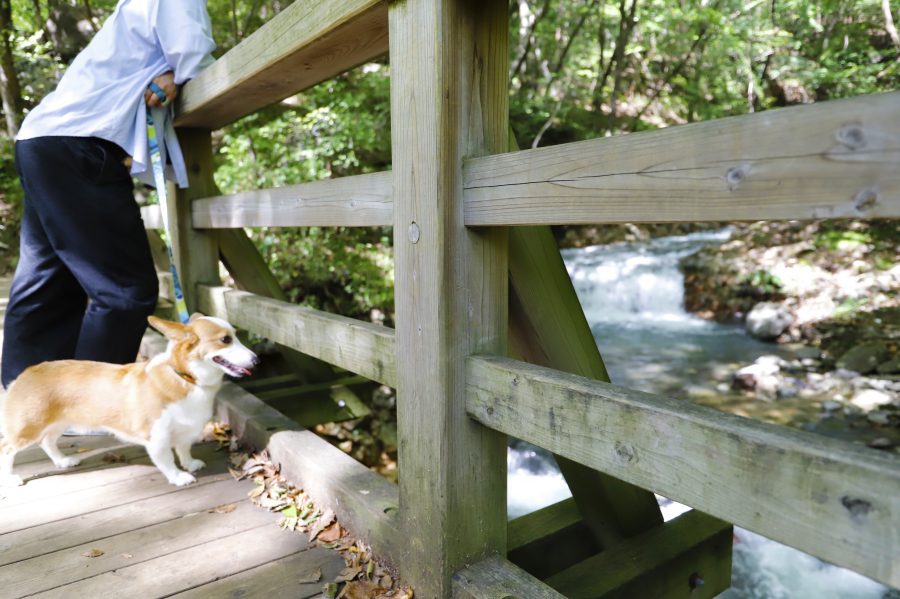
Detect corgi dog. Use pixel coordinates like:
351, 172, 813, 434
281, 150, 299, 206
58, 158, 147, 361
0, 314, 258, 487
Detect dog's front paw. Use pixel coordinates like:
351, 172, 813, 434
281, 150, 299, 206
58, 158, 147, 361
167, 470, 196, 486
0, 474, 24, 487
55, 456, 81, 469
182, 458, 205, 473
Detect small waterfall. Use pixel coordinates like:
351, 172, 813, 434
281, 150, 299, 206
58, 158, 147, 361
507, 229, 895, 598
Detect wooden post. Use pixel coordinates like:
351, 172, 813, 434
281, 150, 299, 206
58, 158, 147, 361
390, 0, 509, 593
170, 128, 220, 312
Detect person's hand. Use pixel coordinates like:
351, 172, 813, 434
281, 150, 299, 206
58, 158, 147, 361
144, 71, 177, 107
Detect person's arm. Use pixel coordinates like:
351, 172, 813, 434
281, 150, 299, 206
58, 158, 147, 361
154, 0, 216, 86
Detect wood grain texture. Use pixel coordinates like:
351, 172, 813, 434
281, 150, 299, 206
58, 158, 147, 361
197, 285, 396, 387
452, 555, 566, 599
509, 223, 664, 549
545, 510, 732, 599
170, 547, 347, 598
0, 477, 251, 568
465, 91, 900, 225
193, 171, 393, 228
216, 228, 337, 384
29, 523, 311, 598
171, 129, 221, 312
216, 382, 401, 566
467, 355, 900, 588
175, 0, 388, 129
389, 0, 509, 593
507, 498, 599, 580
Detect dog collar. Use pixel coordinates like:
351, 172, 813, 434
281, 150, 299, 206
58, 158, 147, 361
172, 368, 197, 385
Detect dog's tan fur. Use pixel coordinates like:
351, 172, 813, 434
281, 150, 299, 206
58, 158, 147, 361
0, 315, 257, 487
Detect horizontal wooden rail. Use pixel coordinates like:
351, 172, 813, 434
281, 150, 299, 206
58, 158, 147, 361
466, 355, 900, 587
197, 285, 397, 387
544, 509, 732, 598
464, 91, 900, 225
175, 0, 388, 129
452, 556, 565, 599
214, 381, 402, 565
192, 172, 393, 228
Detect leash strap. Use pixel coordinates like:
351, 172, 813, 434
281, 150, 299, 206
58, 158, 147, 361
147, 107, 190, 324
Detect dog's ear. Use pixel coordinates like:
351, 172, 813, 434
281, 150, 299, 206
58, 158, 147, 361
148, 316, 193, 341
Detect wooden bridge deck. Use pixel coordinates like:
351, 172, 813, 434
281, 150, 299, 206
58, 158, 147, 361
0, 278, 346, 598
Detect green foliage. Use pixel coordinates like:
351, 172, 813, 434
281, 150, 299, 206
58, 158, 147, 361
1, 0, 898, 315
742, 270, 784, 296
0, 136, 21, 273
214, 66, 394, 321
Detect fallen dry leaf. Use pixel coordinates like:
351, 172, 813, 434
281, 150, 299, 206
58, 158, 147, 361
338, 580, 389, 599
102, 453, 126, 463
308, 508, 337, 541
335, 565, 363, 583
208, 504, 237, 514
317, 522, 343, 543
76, 447, 90, 453
298, 567, 322, 584
81, 548, 104, 558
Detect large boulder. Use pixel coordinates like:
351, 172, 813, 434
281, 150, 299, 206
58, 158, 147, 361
745, 302, 794, 340
836, 342, 891, 375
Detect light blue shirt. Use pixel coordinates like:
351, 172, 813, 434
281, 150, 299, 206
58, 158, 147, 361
16, 0, 215, 188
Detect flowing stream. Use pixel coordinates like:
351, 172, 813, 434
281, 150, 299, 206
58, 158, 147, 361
506, 229, 895, 598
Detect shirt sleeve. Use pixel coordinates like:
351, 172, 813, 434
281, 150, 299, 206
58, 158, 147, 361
154, 0, 216, 85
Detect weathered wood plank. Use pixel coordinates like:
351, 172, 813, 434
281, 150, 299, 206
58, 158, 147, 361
198, 285, 397, 387
215, 227, 339, 384
29, 523, 311, 598
545, 510, 732, 599
509, 220, 663, 548
452, 555, 566, 599
169, 546, 346, 598
216, 382, 402, 566
467, 355, 900, 588
389, 0, 509, 592
175, 0, 388, 129
2, 499, 273, 596
0, 444, 227, 533
193, 171, 393, 228
507, 498, 598, 580
171, 129, 220, 312
465, 91, 900, 225
0, 476, 250, 567
11, 435, 126, 467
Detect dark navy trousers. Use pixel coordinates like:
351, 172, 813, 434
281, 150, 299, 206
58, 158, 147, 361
1, 136, 158, 388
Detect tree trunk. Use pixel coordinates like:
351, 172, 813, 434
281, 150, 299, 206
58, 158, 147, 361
0, 0, 22, 137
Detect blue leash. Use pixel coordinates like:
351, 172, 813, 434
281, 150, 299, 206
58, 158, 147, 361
147, 82, 190, 324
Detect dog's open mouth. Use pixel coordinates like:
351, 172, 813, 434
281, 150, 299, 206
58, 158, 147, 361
212, 356, 253, 378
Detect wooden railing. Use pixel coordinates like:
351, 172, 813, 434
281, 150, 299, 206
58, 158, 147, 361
141, 0, 900, 596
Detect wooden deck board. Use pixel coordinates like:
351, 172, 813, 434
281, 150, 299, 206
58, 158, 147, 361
171, 547, 347, 598
0, 435, 345, 598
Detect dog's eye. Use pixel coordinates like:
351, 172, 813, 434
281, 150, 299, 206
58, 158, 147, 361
221, 336, 232, 344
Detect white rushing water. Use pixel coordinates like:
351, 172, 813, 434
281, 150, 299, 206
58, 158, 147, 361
506, 229, 897, 598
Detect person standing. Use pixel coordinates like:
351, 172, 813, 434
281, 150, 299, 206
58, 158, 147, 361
1, 0, 215, 388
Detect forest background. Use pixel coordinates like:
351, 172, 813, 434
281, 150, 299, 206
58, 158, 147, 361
0, 0, 897, 326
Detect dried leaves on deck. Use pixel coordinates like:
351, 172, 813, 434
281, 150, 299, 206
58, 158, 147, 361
229, 445, 412, 599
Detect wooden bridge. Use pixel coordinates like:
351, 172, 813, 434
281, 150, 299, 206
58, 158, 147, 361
5, 0, 900, 596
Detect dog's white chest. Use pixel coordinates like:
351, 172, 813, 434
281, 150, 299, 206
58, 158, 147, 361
157, 386, 217, 439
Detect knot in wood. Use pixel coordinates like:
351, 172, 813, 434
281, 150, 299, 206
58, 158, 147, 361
407, 221, 420, 244
614, 441, 637, 464
725, 163, 752, 191
835, 125, 867, 150
852, 187, 878, 212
